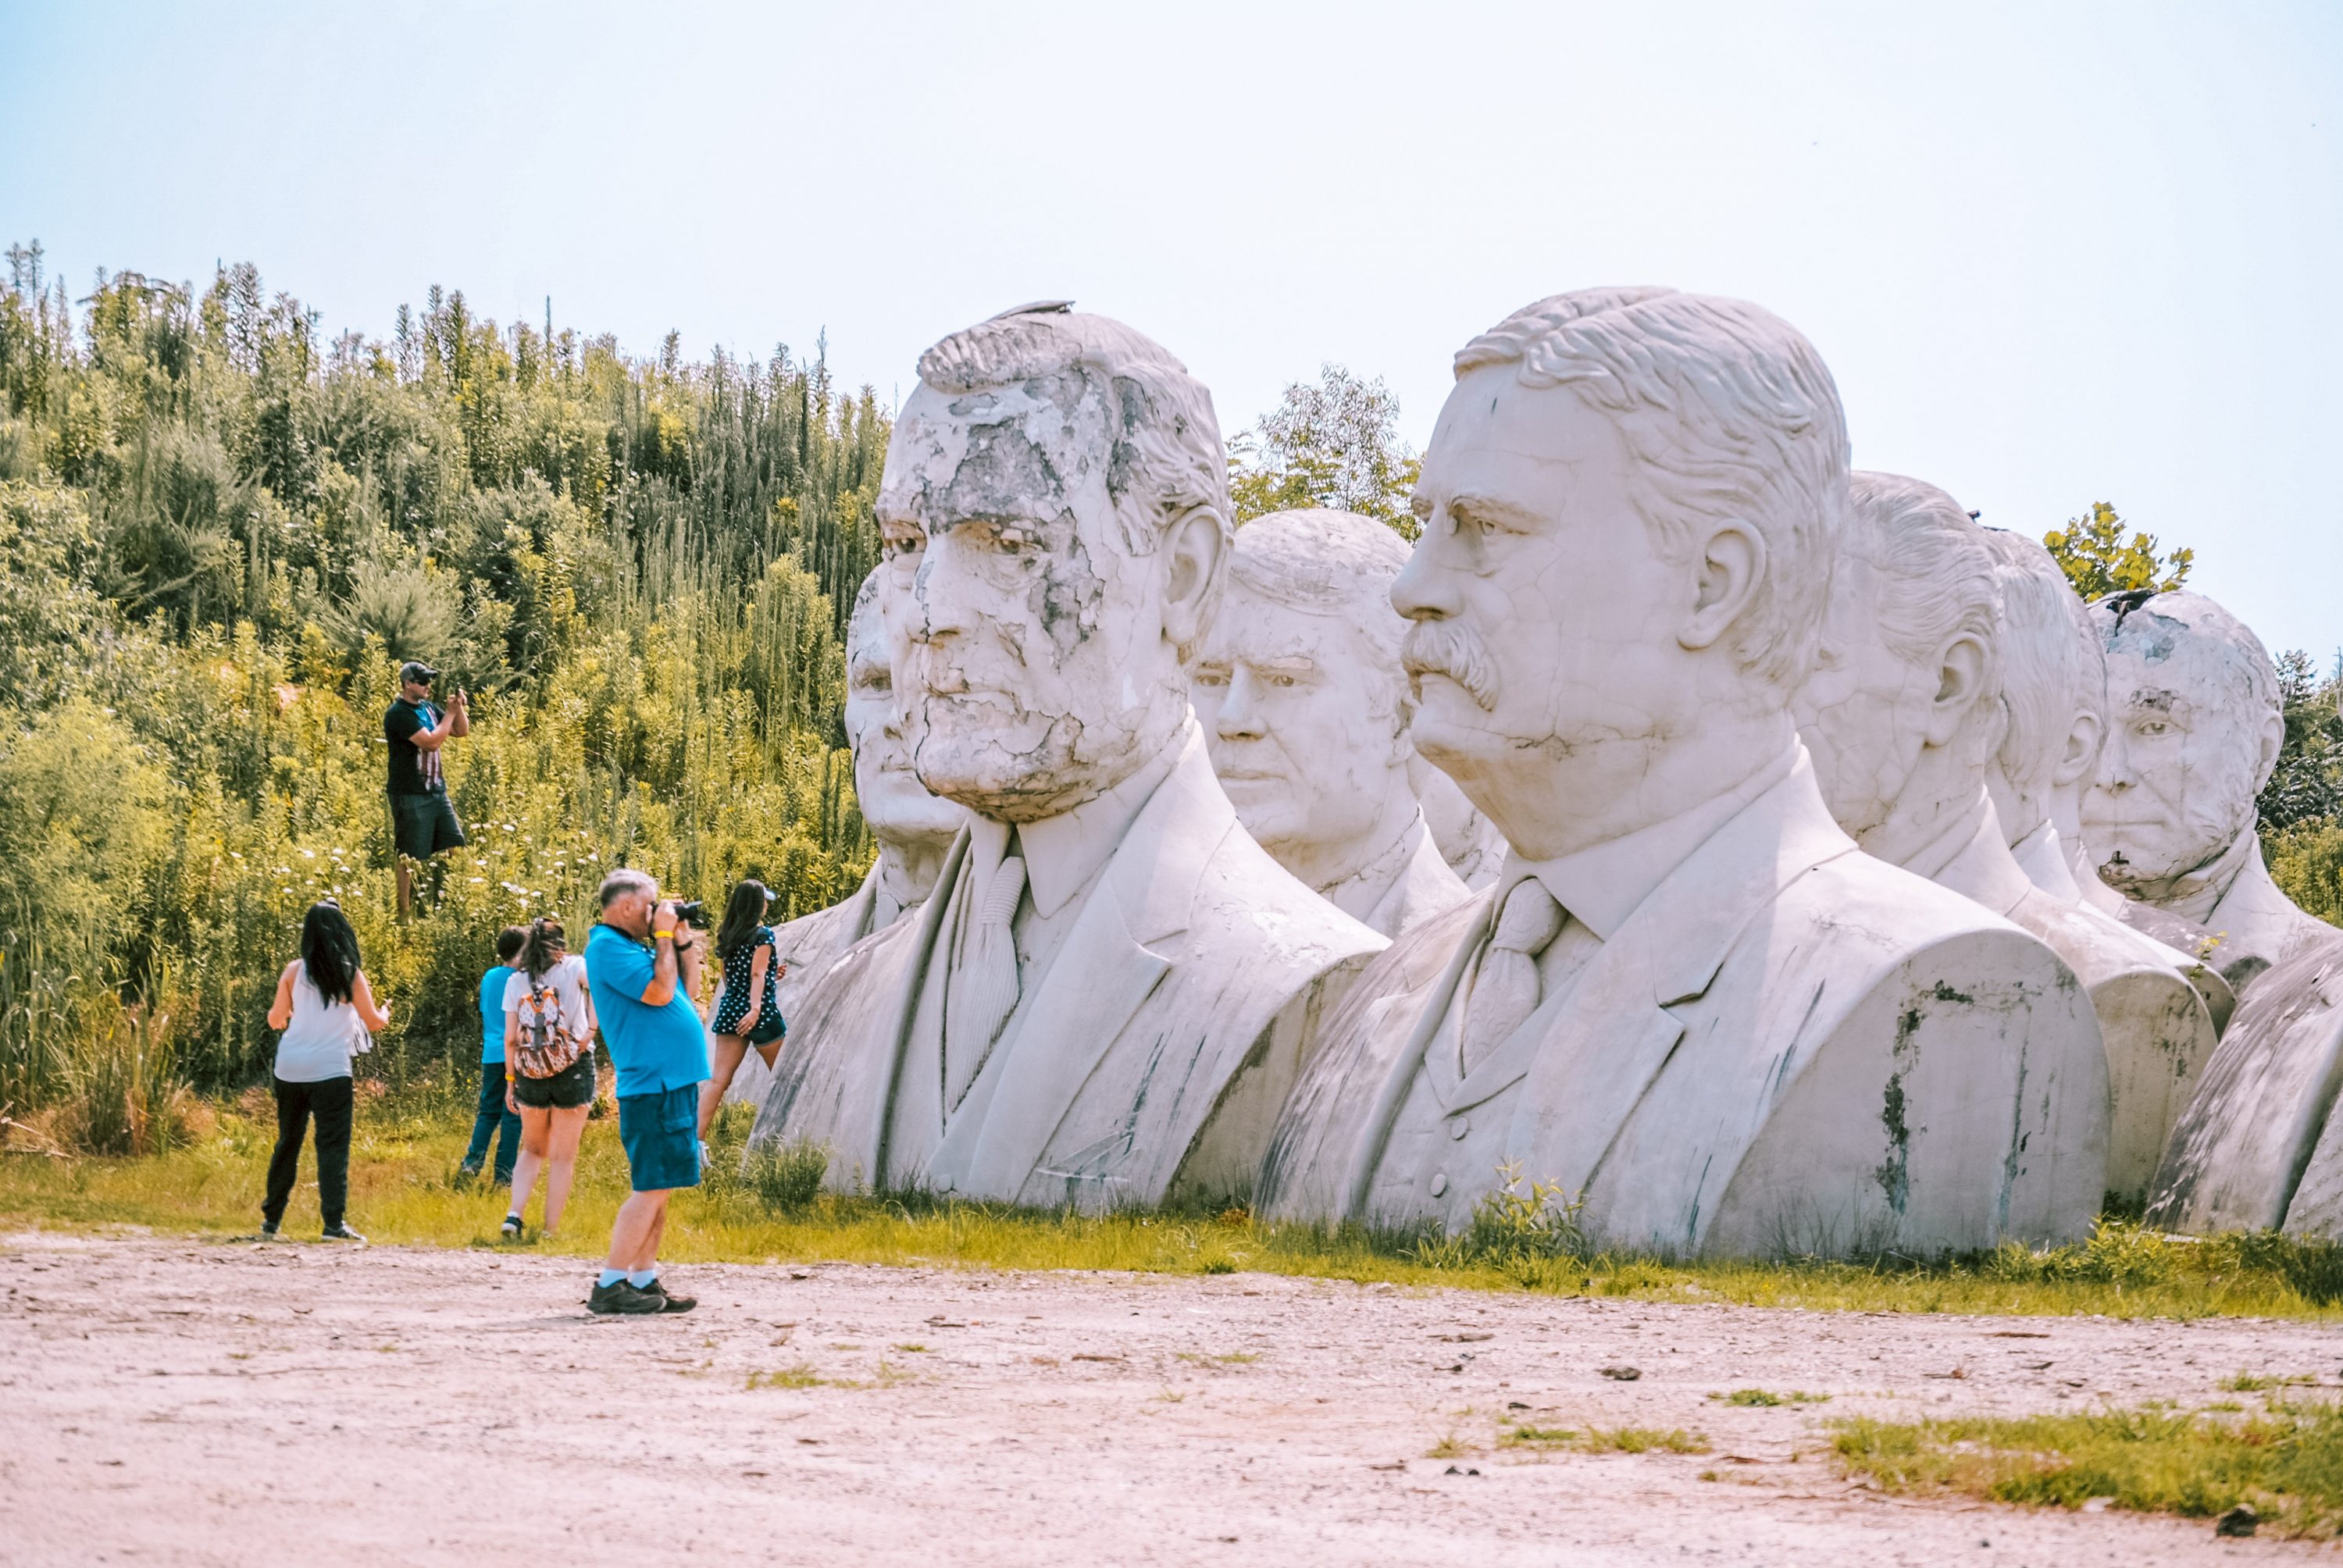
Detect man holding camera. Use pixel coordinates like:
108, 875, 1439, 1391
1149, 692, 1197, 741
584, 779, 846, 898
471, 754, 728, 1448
582, 868, 709, 1315
383, 660, 469, 921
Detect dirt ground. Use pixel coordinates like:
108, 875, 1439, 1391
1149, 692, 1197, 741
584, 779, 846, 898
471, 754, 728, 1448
3, 1233, 2338, 1566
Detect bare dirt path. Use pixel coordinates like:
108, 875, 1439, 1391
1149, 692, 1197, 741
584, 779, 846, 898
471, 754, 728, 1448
2, 1232, 2335, 1566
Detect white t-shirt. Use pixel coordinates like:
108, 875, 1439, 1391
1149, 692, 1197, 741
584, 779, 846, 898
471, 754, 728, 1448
502, 954, 594, 1060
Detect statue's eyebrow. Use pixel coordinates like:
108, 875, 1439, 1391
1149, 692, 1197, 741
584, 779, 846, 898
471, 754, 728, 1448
1447, 491, 1545, 533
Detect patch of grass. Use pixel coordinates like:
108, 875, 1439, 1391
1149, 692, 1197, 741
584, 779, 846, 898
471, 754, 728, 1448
9, 1097, 2343, 1321
1832, 1400, 2343, 1537
1500, 1424, 1579, 1449
2223, 1372, 2319, 1392
890, 1342, 930, 1354
1500, 1424, 1710, 1455
1175, 1350, 1261, 1366
1426, 1433, 1471, 1459
745, 1363, 824, 1390
1587, 1426, 1710, 1455
1710, 1388, 1830, 1406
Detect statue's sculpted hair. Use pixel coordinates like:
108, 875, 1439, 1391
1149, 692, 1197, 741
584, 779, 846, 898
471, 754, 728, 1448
1983, 529, 2095, 799
1453, 287, 1849, 686
917, 305, 1231, 567
1847, 472, 2006, 766
1226, 508, 1411, 726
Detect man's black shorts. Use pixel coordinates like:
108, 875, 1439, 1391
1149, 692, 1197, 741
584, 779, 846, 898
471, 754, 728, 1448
390, 789, 468, 860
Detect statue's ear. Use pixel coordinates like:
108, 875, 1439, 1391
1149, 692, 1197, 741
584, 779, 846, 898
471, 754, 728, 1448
1924, 634, 1991, 750
1160, 507, 1226, 657
2052, 709, 2103, 789
2255, 705, 2286, 794
1677, 521, 1766, 654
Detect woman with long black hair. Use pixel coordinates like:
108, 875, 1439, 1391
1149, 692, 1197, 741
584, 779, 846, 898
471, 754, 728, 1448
500, 915, 597, 1240
697, 878, 787, 1138
262, 900, 390, 1239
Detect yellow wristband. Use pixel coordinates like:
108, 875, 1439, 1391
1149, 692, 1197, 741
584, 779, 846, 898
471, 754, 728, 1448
654, 928, 676, 939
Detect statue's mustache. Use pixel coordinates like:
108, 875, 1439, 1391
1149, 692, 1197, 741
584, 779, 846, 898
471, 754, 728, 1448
1402, 622, 1499, 712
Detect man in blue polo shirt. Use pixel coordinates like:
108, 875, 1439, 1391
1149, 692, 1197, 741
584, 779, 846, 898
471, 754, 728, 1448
583, 868, 710, 1316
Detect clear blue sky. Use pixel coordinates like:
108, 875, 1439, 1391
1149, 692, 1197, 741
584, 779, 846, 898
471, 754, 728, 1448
5, 1, 2338, 656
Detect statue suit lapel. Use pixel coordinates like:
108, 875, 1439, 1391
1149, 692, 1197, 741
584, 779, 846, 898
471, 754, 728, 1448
952, 738, 1227, 1200
867, 826, 972, 1187
1505, 753, 1859, 1212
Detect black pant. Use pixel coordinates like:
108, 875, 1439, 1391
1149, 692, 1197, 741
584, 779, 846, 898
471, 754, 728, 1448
264, 1075, 354, 1231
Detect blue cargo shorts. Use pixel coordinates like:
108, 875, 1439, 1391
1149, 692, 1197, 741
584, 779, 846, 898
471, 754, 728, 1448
616, 1084, 701, 1192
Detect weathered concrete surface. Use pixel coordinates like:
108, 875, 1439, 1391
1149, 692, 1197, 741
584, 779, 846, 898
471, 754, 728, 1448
3, 1234, 2330, 1566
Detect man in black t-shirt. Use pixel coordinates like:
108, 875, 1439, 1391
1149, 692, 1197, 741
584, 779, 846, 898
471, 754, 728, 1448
385, 660, 470, 919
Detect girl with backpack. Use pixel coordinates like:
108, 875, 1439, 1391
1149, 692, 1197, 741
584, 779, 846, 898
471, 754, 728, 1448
262, 901, 390, 1240
697, 878, 789, 1137
501, 916, 597, 1240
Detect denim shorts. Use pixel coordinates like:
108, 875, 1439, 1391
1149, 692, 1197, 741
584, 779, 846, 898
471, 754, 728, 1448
617, 1084, 701, 1192
390, 790, 467, 859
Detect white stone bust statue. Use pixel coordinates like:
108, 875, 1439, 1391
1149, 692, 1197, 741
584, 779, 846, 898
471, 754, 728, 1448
2082, 589, 2328, 993
1191, 509, 1469, 938
2018, 570, 2238, 1032
2078, 595, 2343, 1238
730, 574, 965, 1108
751, 305, 1384, 1209
1258, 287, 2106, 1257
1788, 485, 2193, 1203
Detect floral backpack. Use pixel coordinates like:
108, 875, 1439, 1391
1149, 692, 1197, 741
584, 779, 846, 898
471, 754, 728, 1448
512, 968, 588, 1078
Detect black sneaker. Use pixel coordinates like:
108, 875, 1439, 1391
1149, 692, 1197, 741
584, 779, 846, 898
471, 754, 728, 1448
454, 1161, 480, 1189
259, 1219, 280, 1237
321, 1223, 366, 1242
500, 1213, 522, 1239
640, 1278, 697, 1314
587, 1279, 664, 1316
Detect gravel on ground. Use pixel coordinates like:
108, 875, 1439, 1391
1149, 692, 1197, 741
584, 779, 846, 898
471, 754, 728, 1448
3, 1231, 2336, 1566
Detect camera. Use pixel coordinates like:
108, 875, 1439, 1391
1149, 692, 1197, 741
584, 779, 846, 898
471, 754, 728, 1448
672, 899, 709, 929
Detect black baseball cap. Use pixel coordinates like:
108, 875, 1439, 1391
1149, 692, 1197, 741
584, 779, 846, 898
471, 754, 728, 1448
398, 661, 438, 685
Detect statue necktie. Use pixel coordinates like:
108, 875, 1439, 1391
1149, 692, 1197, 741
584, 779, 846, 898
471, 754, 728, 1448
946, 851, 1027, 1110
1459, 878, 1566, 1073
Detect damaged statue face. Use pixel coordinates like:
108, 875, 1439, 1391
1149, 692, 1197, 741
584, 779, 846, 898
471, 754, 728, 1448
2083, 597, 2281, 889
876, 370, 1193, 821
843, 584, 965, 848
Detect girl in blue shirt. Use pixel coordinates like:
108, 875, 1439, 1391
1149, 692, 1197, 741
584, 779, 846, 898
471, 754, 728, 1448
459, 926, 527, 1185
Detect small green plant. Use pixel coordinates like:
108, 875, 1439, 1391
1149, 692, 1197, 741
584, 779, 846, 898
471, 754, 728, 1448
1500, 1424, 1709, 1455
1425, 1432, 1471, 1459
1408, 1160, 1585, 1281
1710, 1388, 1829, 1406
745, 1362, 824, 1390
1586, 1426, 1710, 1455
1499, 1425, 1578, 1449
744, 1137, 830, 1214
2221, 1372, 2318, 1392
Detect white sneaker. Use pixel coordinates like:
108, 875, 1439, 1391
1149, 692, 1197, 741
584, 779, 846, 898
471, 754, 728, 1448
698, 1140, 711, 1171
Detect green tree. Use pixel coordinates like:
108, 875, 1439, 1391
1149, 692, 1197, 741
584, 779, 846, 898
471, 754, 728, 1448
1227, 364, 1421, 539
2040, 501, 2193, 601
